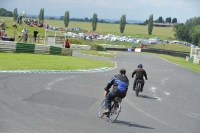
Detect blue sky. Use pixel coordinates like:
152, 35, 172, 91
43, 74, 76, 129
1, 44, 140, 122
1, 0, 200, 23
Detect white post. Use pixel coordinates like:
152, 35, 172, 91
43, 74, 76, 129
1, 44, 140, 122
190, 47, 193, 57
54, 31, 56, 46
44, 29, 46, 45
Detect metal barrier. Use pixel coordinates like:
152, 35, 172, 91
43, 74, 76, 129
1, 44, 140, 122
0, 41, 72, 56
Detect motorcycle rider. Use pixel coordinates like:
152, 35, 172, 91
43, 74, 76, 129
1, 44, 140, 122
103, 69, 129, 114
132, 64, 148, 92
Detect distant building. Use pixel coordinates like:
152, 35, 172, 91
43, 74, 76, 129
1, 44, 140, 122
153, 23, 177, 27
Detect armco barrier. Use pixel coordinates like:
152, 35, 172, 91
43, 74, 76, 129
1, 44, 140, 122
62, 48, 73, 56
106, 47, 133, 51
16, 43, 35, 53
34, 44, 50, 54
70, 44, 91, 50
0, 41, 16, 52
0, 41, 72, 56
50, 46, 62, 55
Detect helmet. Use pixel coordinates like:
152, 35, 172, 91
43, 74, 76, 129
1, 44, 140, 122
120, 69, 126, 74
138, 64, 143, 68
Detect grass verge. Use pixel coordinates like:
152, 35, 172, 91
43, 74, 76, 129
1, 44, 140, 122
154, 54, 200, 73
76, 50, 115, 58
148, 44, 191, 52
0, 52, 114, 70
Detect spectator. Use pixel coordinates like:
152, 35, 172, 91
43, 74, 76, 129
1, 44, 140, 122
19, 27, 28, 43
1, 21, 6, 31
64, 39, 70, 48
13, 23, 17, 28
33, 29, 38, 43
33, 28, 38, 43
89, 36, 92, 42
2, 34, 14, 41
2, 33, 9, 41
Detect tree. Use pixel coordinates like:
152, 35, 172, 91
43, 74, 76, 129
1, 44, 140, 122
173, 17, 200, 45
0, 8, 13, 17
85, 17, 89, 22
144, 19, 148, 25
92, 13, 98, 31
148, 14, 153, 35
172, 18, 177, 23
64, 11, 70, 27
49, 17, 55, 20
39, 8, 44, 21
157, 16, 163, 23
39, 8, 42, 21
173, 23, 189, 41
189, 25, 200, 46
186, 17, 200, 28
119, 14, 126, 33
41, 8, 44, 21
166, 17, 171, 23
59, 16, 64, 20
13, 8, 18, 21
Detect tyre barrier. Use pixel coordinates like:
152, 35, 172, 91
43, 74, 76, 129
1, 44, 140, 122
141, 48, 190, 58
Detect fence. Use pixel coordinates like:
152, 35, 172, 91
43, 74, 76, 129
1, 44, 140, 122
190, 47, 200, 59
186, 47, 200, 65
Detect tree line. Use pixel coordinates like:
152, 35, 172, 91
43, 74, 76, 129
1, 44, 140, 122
0, 8, 13, 17
155, 16, 177, 23
2, 8, 199, 45
173, 17, 200, 46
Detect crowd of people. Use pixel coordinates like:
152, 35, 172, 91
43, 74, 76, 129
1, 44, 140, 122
0, 17, 73, 45
0, 20, 15, 41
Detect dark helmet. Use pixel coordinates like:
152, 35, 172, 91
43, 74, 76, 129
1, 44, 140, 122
138, 64, 143, 68
120, 69, 126, 74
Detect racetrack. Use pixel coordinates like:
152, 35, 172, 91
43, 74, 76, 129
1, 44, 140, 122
0, 52, 199, 133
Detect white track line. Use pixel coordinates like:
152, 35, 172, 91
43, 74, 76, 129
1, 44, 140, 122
46, 76, 77, 90
125, 98, 186, 132
159, 57, 200, 74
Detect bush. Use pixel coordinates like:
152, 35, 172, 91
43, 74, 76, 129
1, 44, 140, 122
96, 45, 105, 51
70, 39, 83, 44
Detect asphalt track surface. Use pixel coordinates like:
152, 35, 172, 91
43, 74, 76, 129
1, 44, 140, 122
0, 51, 200, 133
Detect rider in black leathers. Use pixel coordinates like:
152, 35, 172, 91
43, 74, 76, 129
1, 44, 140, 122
132, 64, 148, 92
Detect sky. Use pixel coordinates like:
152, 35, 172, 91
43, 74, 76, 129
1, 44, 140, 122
1, 0, 200, 23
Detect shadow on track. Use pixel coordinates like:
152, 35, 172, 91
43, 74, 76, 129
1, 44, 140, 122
138, 95, 157, 99
115, 120, 155, 129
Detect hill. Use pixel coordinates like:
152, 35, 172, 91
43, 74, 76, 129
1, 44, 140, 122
1, 16, 175, 43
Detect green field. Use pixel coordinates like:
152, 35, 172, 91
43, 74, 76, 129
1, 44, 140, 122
147, 43, 191, 52
155, 54, 200, 73
0, 52, 114, 70
1, 16, 175, 41
1, 16, 198, 73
